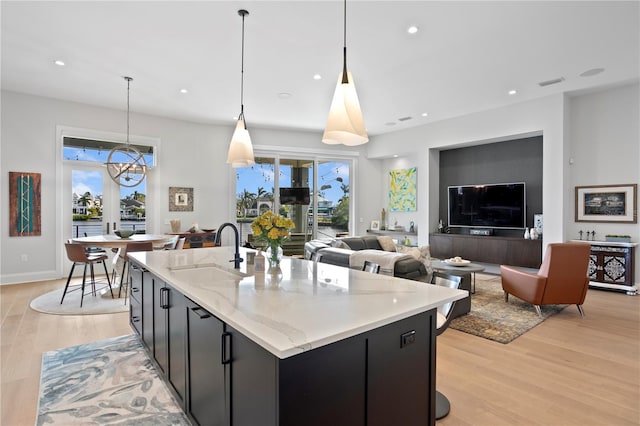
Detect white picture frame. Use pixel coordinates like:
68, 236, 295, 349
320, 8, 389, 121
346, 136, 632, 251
370, 220, 380, 231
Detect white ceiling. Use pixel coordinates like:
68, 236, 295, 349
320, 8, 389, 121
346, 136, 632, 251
2, 1, 638, 136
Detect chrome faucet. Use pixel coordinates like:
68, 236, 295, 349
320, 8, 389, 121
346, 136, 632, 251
215, 222, 243, 269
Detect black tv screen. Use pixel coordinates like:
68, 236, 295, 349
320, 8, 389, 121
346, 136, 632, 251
448, 182, 526, 229
279, 187, 310, 205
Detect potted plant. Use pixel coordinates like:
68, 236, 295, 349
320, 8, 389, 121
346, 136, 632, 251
605, 234, 632, 243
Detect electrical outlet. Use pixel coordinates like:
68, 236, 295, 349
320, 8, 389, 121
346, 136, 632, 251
21, 254, 28, 262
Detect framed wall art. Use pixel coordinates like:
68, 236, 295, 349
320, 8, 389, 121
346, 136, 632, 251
9, 171, 42, 236
575, 184, 637, 223
370, 220, 380, 231
169, 187, 194, 212
389, 167, 417, 212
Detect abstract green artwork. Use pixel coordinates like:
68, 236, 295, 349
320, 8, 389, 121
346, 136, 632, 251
389, 167, 417, 212
9, 171, 41, 236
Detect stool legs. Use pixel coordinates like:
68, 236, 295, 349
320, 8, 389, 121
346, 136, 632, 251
61, 259, 114, 307
60, 263, 76, 304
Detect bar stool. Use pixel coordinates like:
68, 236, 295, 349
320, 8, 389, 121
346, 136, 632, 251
61, 242, 114, 307
362, 261, 381, 274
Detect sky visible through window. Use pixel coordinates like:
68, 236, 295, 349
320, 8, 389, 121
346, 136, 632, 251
235, 160, 349, 206
66, 147, 150, 198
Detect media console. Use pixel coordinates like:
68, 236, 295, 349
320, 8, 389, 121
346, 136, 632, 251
429, 233, 543, 269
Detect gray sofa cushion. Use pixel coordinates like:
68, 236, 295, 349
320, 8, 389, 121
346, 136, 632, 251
308, 236, 427, 280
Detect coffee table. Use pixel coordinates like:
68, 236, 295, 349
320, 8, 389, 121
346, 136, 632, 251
431, 260, 485, 294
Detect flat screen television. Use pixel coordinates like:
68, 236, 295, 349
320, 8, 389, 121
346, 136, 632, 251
448, 182, 526, 229
279, 187, 310, 205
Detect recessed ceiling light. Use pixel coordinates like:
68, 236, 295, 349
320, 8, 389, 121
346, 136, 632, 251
180, 89, 188, 94
580, 68, 605, 77
277, 92, 292, 99
407, 26, 419, 34
385, 122, 397, 126
54, 60, 65, 66
421, 112, 428, 117
508, 89, 517, 95
313, 74, 322, 80
393, 154, 399, 158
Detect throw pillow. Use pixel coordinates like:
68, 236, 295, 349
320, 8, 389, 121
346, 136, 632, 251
377, 235, 397, 252
418, 245, 432, 274
396, 245, 421, 260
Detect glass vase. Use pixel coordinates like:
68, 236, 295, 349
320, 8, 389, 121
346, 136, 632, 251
266, 244, 283, 269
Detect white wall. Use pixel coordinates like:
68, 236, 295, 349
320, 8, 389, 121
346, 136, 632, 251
368, 83, 639, 284
368, 94, 566, 249
0, 91, 375, 284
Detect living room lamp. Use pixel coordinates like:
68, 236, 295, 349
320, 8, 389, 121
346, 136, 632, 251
322, 0, 368, 146
227, 9, 255, 168
106, 76, 147, 187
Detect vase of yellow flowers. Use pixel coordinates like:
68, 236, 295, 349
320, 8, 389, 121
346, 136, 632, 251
251, 211, 295, 269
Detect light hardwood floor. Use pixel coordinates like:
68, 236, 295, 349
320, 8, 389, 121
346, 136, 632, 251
1, 275, 639, 425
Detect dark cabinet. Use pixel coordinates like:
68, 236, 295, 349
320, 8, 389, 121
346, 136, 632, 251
128, 262, 146, 338
583, 242, 637, 293
430, 233, 542, 268
153, 278, 187, 403
186, 300, 228, 426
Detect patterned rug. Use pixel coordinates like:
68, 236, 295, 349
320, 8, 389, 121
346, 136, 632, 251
449, 275, 566, 344
37, 334, 190, 425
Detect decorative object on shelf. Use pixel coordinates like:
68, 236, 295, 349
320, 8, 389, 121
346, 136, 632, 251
534, 213, 543, 236
169, 219, 181, 233
575, 184, 637, 223
409, 221, 415, 233
227, 9, 255, 168
370, 220, 380, 231
322, 0, 368, 146
169, 187, 193, 212
380, 208, 386, 230
9, 171, 41, 237
438, 219, 444, 233
389, 167, 417, 212
605, 234, 631, 243
530, 228, 538, 240
579, 230, 584, 240
523, 228, 530, 239
251, 211, 295, 269
106, 77, 147, 187
404, 236, 411, 246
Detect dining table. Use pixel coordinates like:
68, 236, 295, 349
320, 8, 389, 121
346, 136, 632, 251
71, 233, 171, 250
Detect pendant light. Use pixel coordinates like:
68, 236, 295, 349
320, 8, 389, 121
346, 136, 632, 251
106, 76, 147, 187
227, 9, 255, 168
322, 0, 368, 146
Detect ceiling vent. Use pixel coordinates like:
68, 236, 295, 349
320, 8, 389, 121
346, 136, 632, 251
398, 116, 413, 122
538, 77, 565, 87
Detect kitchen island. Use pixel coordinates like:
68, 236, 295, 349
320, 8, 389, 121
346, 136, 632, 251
128, 247, 466, 426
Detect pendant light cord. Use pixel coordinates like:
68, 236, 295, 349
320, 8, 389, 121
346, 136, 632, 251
239, 10, 248, 120
126, 77, 131, 144
341, 0, 349, 84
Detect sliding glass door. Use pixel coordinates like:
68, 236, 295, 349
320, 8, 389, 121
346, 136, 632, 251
235, 155, 352, 255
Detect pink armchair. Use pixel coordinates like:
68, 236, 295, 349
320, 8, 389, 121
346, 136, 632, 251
501, 242, 591, 317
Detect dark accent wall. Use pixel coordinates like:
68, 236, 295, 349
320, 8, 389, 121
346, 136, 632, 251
438, 136, 543, 237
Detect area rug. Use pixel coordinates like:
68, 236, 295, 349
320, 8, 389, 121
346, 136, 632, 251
37, 334, 190, 425
449, 275, 566, 344
30, 282, 128, 315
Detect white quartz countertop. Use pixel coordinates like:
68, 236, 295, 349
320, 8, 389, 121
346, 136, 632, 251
129, 247, 467, 359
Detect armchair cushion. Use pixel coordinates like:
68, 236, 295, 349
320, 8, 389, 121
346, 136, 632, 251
500, 265, 547, 304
